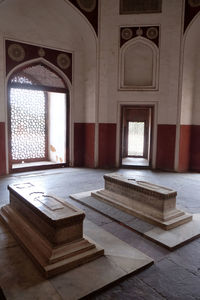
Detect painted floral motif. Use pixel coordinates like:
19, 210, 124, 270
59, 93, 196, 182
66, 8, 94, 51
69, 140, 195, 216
38, 48, 45, 57
56, 53, 71, 70
188, 0, 200, 7
146, 27, 158, 39
76, 0, 96, 12
8, 44, 25, 62
136, 28, 143, 36
121, 28, 133, 40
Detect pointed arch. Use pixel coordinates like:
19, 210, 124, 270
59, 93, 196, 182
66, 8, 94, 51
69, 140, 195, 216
6, 57, 71, 172
119, 37, 159, 90
7, 57, 72, 91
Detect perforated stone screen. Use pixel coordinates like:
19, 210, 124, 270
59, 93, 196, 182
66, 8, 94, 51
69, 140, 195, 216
11, 64, 66, 88
120, 0, 162, 14
10, 87, 46, 161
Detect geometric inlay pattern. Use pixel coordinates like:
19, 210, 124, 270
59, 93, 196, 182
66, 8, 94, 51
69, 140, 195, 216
10, 87, 46, 161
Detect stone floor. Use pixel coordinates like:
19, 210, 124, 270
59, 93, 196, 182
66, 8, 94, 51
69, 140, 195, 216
1, 167, 200, 299
122, 157, 149, 167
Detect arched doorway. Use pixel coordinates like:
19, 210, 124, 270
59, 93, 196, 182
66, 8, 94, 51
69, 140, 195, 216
7, 62, 69, 172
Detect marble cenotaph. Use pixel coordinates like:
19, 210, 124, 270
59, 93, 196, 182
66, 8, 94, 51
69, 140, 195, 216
0, 182, 104, 277
92, 173, 192, 230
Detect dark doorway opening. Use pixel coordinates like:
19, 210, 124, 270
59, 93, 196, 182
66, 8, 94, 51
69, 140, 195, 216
121, 106, 153, 168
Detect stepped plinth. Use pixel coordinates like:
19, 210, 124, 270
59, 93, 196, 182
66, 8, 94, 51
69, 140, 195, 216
92, 173, 192, 230
0, 182, 104, 278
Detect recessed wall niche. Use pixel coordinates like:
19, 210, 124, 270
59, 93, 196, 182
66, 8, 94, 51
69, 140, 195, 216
119, 26, 159, 91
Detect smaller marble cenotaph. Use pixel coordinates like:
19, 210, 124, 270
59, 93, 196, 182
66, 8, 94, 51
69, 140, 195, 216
0, 183, 104, 278
92, 173, 192, 230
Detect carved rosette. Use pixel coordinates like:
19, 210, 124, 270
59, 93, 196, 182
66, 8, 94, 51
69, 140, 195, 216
56, 53, 71, 70
146, 27, 158, 40
38, 48, 45, 57
8, 43, 25, 62
120, 26, 159, 47
121, 28, 133, 40
188, 0, 200, 7
136, 28, 143, 36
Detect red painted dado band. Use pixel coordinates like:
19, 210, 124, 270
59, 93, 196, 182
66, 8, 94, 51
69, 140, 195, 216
156, 124, 176, 171
1, 122, 200, 174
178, 125, 200, 172
74, 123, 95, 168
0, 122, 6, 175
74, 123, 117, 169
156, 124, 200, 172
98, 123, 116, 168
179, 125, 191, 172
190, 125, 200, 171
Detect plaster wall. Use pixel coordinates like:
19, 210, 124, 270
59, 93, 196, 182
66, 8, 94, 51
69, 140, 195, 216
193, 55, 200, 125
0, 0, 97, 123
98, 0, 183, 125
181, 14, 200, 125
192, 20, 200, 125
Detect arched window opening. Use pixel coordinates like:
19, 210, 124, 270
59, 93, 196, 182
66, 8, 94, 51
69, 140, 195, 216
8, 62, 69, 172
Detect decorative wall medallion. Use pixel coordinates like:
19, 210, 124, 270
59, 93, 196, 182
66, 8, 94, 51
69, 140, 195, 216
136, 28, 143, 36
8, 43, 25, 62
76, 0, 96, 12
121, 28, 133, 40
57, 53, 71, 70
38, 48, 45, 57
146, 27, 158, 39
188, 0, 200, 7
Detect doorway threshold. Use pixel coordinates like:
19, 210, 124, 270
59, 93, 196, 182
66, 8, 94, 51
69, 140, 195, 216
122, 157, 150, 169
11, 161, 67, 173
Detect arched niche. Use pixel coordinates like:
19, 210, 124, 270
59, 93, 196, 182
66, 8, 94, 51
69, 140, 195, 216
119, 37, 159, 90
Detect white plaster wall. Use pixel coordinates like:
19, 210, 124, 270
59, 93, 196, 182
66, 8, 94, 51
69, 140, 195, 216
193, 50, 200, 125
98, 0, 183, 125
0, 0, 97, 123
181, 14, 200, 125
48, 92, 66, 163
0, 35, 5, 121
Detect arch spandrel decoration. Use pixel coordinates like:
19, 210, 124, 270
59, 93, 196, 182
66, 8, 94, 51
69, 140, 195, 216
184, 0, 200, 32
119, 37, 159, 90
67, 0, 98, 34
120, 26, 159, 48
6, 40, 72, 83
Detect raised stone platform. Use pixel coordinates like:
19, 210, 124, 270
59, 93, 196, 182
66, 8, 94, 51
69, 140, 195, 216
0, 182, 104, 278
0, 218, 153, 299
92, 173, 192, 230
70, 191, 200, 250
